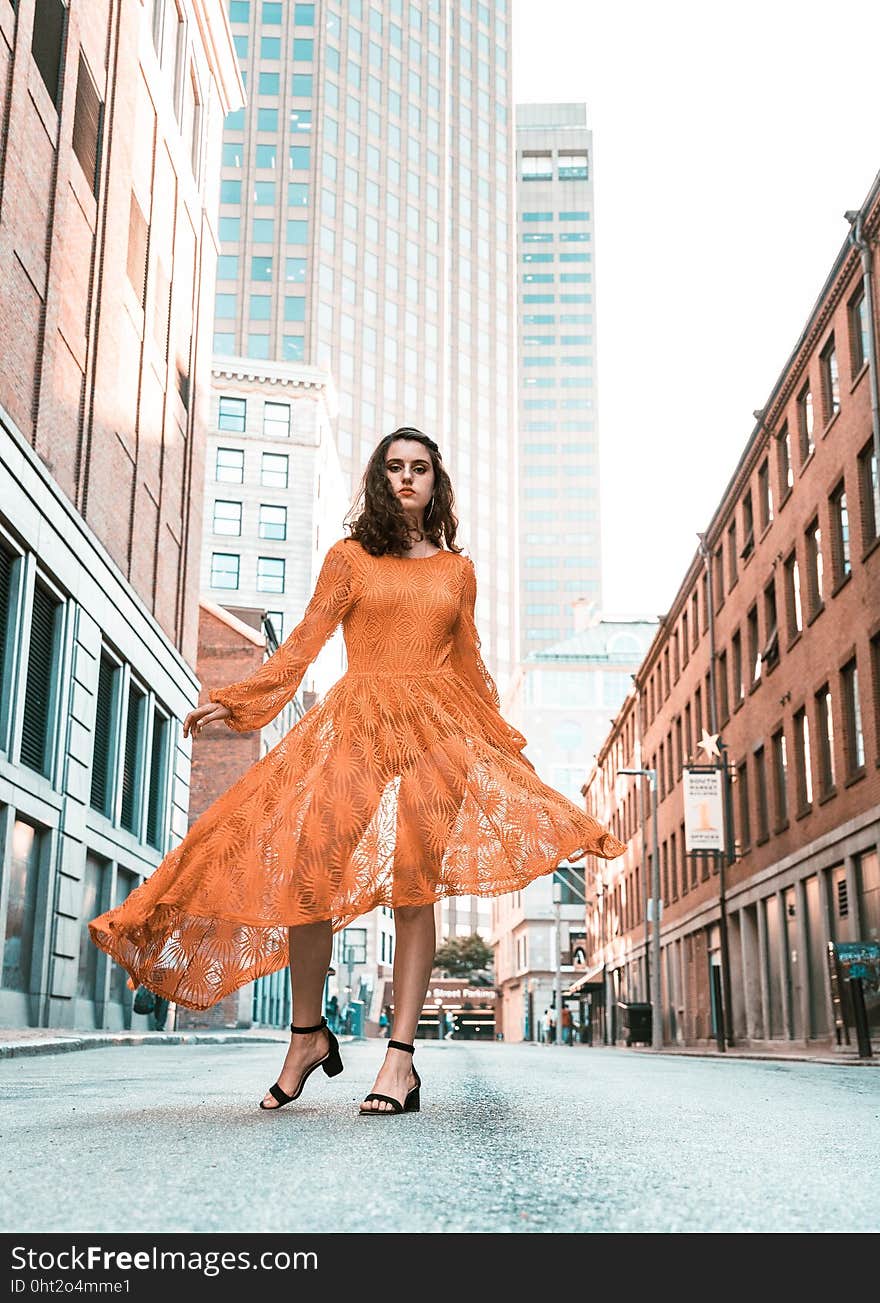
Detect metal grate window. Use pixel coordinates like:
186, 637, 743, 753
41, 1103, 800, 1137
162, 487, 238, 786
146, 708, 168, 851
90, 654, 116, 815
120, 683, 144, 835
72, 50, 102, 194
20, 583, 59, 776
837, 877, 848, 918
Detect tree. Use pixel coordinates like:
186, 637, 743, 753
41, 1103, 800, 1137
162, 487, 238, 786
433, 932, 493, 981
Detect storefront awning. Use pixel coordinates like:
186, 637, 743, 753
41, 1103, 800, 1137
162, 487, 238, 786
564, 963, 605, 996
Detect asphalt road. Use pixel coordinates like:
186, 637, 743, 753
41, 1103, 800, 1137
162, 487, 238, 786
1, 1039, 878, 1234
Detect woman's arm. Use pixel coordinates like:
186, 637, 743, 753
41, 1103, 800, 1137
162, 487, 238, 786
449, 557, 532, 762
208, 539, 356, 732
449, 557, 501, 708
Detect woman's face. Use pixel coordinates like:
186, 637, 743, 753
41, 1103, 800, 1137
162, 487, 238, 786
384, 438, 435, 518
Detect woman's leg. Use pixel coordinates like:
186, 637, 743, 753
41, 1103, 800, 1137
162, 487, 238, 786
360, 902, 435, 1113
260, 919, 332, 1108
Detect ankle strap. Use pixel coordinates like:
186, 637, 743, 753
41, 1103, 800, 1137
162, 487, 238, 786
290, 1016, 327, 1034
388, 1038, 415, 1054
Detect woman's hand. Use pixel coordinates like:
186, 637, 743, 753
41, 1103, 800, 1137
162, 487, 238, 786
182, 701, 231, 739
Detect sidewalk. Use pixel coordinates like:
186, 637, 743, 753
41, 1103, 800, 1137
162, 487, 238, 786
0, 1025, 359, 1060
548, 1039, 880, 1068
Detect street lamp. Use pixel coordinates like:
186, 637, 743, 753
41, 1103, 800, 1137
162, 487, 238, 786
618, 767, 662, 1050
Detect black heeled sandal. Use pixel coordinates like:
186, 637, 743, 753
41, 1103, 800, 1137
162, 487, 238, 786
258, 1016, 343, 1110
359, 1038, 421, 1116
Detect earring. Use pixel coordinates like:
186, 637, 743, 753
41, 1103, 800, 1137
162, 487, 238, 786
426, 494, 435, 517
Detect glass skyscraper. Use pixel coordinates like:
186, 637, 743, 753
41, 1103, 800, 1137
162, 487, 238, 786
515, 102, 600, 658
215, 0, 518, 691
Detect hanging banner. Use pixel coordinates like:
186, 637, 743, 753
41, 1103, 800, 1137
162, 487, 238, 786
683, 766, 725, 852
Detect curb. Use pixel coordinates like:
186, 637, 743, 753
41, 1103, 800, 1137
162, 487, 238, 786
0, 1032, 285, 1060
618, 1044, 879, 1068
0, 1031, 364, 1060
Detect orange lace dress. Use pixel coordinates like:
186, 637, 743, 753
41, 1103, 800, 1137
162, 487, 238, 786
89, 537, 625, 1009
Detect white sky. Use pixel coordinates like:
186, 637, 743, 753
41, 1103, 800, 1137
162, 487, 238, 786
511, 0, 880, 616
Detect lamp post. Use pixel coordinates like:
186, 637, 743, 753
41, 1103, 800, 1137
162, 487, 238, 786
697, 531, 735, 1051
619, 767, 661, 1049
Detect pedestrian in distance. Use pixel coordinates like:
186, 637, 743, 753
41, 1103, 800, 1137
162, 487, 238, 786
561, 1004, 573, 1046
378, 1007, 389, 1038
541, 1007, 553, 1045
89, 428, 625, 1117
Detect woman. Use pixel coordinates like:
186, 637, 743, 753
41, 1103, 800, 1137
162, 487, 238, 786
89, 427, 625, 1116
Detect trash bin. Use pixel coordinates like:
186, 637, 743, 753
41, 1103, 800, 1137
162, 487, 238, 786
618, 1001, 652, 1046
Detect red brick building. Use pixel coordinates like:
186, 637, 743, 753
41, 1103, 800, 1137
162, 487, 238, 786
0, 1, 241, 1029
581, 169, 880, 1052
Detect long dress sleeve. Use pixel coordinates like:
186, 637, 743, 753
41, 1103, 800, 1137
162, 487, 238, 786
450, 557, 532, 761
208, 540, 356, 733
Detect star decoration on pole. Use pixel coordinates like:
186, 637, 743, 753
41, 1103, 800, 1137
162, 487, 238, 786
696, 728, 722, 760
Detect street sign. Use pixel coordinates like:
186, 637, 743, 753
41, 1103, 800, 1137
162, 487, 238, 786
836, 941, 880, 989
683, 766, 725, 852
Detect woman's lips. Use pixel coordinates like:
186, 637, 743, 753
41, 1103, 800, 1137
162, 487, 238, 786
398, 489, 415, 495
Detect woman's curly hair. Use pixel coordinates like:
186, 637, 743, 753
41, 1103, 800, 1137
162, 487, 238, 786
344, 426, 463, 557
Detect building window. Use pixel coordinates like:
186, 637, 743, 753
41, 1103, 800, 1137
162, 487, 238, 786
762, 579, 779, 671
783, 550, 802, 642
263, 401, 290, 438
213, 500, 242, 536
741, 490, 754, 559
754, 746, 769, 842
828, 481, 851, 587
215, 447, 244, 483
804, 518, 824, 616
747, 603, 760, 685
32, 0, 67, 107
257, 557, 285, 593
777, 424, 793, 498
758, 457, 773, 529
794, 707, 813, 811
850, 287, 869, 374
871, 634, 880, 763
771, 728, 788, 830
127, 193, 149, 307
797, 384, 814, 465
736, 760, 751, 852
218, 396, 246, 432
713, 545, 724, 612
521, 152, 552, 181
815, 685, 836, 797
72, 52, 103, 195
718, 649, 729, 724
727, 520, 737, 589
558, 151, 588, 180
691, 591, 699, 651
857, 437, 879, 548
259, 504, 287, 541
820, 336, 840, 423
840, 659, 866, 777
211, 553, 239, 589
261, 452, 288, 487
731, 630, 744, 709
